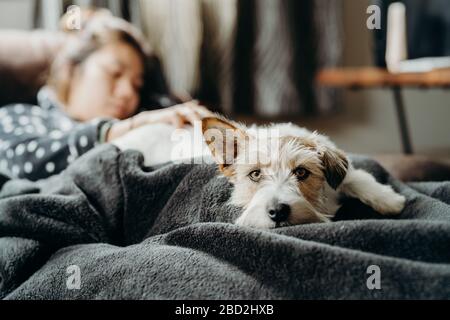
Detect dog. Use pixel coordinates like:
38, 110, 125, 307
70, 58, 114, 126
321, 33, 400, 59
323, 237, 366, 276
113, 115, 406, 229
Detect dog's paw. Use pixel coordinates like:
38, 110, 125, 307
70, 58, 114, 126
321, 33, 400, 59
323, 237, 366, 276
234, 215, 275, 229
372, 187, 406, 215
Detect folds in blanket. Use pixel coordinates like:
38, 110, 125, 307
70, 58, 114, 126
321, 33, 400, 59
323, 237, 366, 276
4, 222, 450, 299
1, 144, 450, 299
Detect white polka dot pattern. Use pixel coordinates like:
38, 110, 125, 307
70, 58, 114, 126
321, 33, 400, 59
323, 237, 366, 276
27, 141, 38, 152
36, 148, 45, 159
19, 116, 29, 125
24, 162, 33, 174
16, 144, 25, 156
79, 135, 88, 148
14, 104, 25, 113
0, 99, 99, 180
45, 162, 55, 173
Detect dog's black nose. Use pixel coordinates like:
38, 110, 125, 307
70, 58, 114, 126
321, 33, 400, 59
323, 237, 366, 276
268, 203, 291, 222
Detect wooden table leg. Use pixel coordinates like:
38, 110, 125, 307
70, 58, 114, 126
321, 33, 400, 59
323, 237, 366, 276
392, 87, 413, 154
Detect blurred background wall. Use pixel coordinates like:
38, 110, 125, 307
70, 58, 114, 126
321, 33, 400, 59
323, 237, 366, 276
0, 0, 34, 29
0, 0, 449, 156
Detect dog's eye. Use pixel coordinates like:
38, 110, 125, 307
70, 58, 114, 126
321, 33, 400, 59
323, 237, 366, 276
293, 167, 310, 180
248, 169, 262, 182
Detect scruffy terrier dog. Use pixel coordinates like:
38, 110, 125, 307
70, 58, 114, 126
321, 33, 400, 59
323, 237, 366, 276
113, 116, 406, 229
200, 117, 405, 229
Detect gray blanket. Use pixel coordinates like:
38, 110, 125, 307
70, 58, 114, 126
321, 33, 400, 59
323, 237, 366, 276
0, 144, 449, 299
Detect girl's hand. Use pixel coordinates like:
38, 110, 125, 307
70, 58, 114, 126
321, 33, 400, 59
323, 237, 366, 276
106, 101, 214, 142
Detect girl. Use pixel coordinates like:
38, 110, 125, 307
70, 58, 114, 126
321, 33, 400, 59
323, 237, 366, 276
0, 12, 207, 181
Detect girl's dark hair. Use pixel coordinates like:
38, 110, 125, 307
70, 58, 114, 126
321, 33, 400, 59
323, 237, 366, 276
47, 10, 151, 105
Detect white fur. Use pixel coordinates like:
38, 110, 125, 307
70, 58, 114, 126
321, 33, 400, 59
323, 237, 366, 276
339, 169, 406, 215
113, 120, 406, 229
112, 122, 213, 166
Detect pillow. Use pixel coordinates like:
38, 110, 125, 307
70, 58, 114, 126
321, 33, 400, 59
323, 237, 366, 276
0, 30, 67, 106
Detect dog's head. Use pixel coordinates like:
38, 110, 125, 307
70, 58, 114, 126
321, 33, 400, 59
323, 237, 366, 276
202, 117, 348, 229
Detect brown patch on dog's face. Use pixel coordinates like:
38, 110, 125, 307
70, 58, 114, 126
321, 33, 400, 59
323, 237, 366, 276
286, 139, 325, 208
265, 136, 326, 210
297, 171, 325, 208
287, 134, 348, 190
221, 164, 236, 178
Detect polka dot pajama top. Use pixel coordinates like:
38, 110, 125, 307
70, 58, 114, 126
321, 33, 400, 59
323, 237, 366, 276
0, 87, 113, 181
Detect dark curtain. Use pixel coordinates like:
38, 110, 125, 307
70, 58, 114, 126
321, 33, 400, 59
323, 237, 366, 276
199, 0, 343, 118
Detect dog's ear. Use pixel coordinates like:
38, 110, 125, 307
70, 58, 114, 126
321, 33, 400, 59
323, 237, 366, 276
320, 146, 349, 189
202, 117, 247, 172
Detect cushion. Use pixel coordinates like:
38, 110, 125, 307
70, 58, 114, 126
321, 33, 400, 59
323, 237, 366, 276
0, 30, 67, 106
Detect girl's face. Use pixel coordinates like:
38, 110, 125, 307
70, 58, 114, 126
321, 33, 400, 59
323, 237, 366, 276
66, 41, 144, 121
